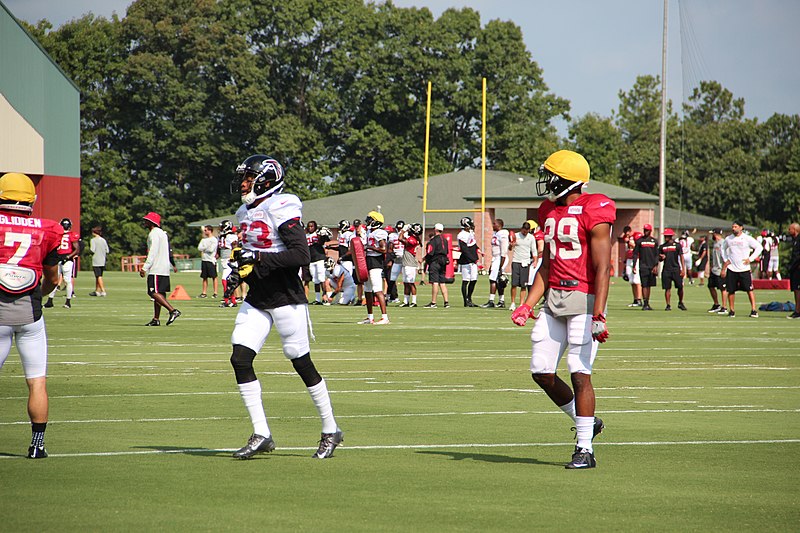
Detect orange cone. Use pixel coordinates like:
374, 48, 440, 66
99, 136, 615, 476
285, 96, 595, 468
169, 285, 192, 300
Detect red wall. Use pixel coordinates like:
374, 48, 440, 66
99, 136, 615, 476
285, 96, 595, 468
30, 174, 82, 234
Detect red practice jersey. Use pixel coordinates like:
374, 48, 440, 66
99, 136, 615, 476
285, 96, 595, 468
56, 230, 81, 257
0, 212, 62, 294
538, 193, 616, 295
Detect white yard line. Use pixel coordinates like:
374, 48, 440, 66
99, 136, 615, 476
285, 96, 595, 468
1, 439, 798, 460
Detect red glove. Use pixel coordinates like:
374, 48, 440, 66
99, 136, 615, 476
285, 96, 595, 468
591, 314, 609, 343
511, 304, 536, 326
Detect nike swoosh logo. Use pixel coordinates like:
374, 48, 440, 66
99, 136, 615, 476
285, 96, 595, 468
288, 223, 297, 228
600, 201, 610, 207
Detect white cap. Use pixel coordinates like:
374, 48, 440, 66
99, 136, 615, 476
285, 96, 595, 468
434, 223, 444, 231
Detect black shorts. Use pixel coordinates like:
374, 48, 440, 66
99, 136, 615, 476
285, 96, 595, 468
93, 266, 105, 278
200, 261, 217, 279
725, 270, 753, 294
147, 274, 171, 296
661, 270, 683, 290
708, 273, 726, 290
790, 269, 800, 292
511, 262, 530, 287
640, 267, 657, 287
428, 260, 446, 283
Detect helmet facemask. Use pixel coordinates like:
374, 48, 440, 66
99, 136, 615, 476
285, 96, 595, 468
537, 165, 584, 202
233, 156, 285, 205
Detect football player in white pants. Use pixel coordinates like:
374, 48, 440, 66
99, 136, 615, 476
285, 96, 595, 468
226, 154, 342, 460
512, 150, 614, 470
44, 218, 80, 309
359, 211, 390, 324
325, 258, 356, 304
0, 172, 62, 458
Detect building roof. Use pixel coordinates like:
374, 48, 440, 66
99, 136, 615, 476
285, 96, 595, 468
190, 168, 735, 232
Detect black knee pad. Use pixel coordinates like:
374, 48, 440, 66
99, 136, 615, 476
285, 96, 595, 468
291, 353, 322, 387
230, 344, 257, 384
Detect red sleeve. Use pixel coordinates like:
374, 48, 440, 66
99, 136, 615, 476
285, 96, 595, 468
585, 194, 616, 228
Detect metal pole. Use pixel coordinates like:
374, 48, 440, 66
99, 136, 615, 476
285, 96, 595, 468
659, 0, 668, 245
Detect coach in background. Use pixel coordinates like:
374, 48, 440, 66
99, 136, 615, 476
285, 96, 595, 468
0, 173, 62, 458
632, 224, 659, 311
140, 212, 181, 326
197, 225, 219, 298
721, 221, 763, 318
787, 223, 800, 319
89, 225, 109, 297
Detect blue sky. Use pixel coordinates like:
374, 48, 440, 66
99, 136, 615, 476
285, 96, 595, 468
7, 0, 800, 128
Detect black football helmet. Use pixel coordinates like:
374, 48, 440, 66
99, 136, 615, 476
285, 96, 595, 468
339, 219, 350, 232
460, 216, 474, 230
395, 220, 405, 231
60, 218, 72, 231
219, 219, 233, 234
232, 155, 285, 205
409, 223, 422, 236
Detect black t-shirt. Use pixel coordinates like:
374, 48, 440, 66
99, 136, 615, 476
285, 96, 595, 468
634, 236, 659, 268
658, 241, 682, 272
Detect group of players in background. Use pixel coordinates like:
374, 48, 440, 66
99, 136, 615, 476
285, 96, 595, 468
209, 208, 549, 315
620, 222, 781, 318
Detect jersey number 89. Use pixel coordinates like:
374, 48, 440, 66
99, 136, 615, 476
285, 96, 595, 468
544, 217, 581, 259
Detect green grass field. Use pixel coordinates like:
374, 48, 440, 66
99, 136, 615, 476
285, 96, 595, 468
1, 272, 798, 531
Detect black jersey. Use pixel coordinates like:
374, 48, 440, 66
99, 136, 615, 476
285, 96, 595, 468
633, 236, 659, 268
658, 241, 682, 272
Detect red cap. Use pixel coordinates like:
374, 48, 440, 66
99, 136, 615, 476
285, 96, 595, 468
663, 228, 675, 236
633, 231, 643, 239
643, 223, 653, 231
385, 226, 395, 233
143, 212, 161, 227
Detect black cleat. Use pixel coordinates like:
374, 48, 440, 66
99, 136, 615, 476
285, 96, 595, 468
707, 304, 721, 313
788, 312, 800, 319
565, 446, 596, 469
480, 301, 495, 308
717, 307, 728, 315
729, 311, 736, 318
423, 302, 437, 308
665, 305, 671, 311
571, 417, 605, 441
232, 434, 275, 459
312, 429, 343, 459
63, 301, 71, 309
677, 302, 687, 311
496, 301, 505, 308
145, 319, 160, 326
27, 445, 48, 459
44, 299, 54, 308
642, 303, 653, 311
166, 309, 182, 325
749, 310, 759, 318
443, 301, 450, 308
593, 417, 605, 440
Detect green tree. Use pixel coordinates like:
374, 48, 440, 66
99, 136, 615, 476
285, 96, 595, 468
568, 113, 622, 185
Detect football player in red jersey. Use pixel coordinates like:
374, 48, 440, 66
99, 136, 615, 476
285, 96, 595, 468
225, 155, 342, 459
511, 150, 615, 469
43, 217, 81, 309
0, 173, 62, 458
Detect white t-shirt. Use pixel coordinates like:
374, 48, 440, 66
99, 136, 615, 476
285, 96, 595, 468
721, 233, 763, 272
198, 236, 218, 262
511, 232, 536, 266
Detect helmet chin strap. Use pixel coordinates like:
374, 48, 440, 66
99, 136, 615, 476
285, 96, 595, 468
549, 180, 584, 203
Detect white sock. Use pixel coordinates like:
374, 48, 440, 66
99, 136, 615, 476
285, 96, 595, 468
237, 380, 270, 437
412, 295, 417, 304
559, 400, 577, 423
367, 313, 374, 321
575, 416, 595, 452
489, 294, 496, 302
404, 295, 409, 304
307, 379, 338, 434
315, 291, 321, 302
381, 313, 388, 320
